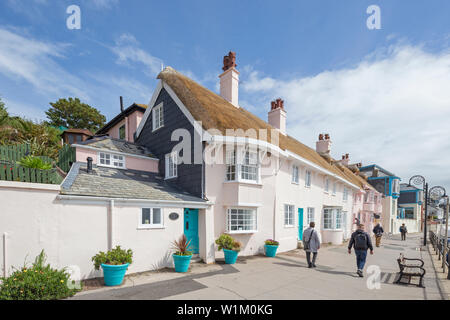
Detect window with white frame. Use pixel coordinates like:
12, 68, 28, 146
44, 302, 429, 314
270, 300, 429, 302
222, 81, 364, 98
225, 147, 259, 183
119, 125, 126, 140
343, 187, 348, 201
165, 152, 177, 179
292, 165, 299, 184
284, 204, 294, 226
241, 150, 258, 181
152, 103, 164, 131
226, 150, 236, 181
98, 152, 125, 168
332, 182, 337, 195
307, 207, 315, 225
305, 170, 312, 187
226, 208, 257, 232
323, 208, 343, 230
140, 208, 163, 228
324, 177, 329, 193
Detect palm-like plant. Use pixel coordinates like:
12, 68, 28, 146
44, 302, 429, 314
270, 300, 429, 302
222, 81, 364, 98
171, 234, 192, 256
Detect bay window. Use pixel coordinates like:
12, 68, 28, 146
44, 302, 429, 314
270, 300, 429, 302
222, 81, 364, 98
323, 208, 343, 230
225, 147, 260, 183
226, 208, 257, 233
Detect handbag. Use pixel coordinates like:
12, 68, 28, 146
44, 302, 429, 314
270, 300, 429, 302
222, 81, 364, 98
304, 229, 315, 251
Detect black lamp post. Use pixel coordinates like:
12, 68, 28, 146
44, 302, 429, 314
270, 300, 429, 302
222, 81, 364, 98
408, 175, 428, 245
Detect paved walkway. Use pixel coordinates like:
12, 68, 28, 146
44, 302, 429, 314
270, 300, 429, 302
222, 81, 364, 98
72, 233, 447, 300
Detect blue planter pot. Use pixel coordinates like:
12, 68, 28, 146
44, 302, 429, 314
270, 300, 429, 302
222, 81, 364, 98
173, 254, 192, 273
101, 263, 129, 286
264, 244, 278, 257
223, 249, 239, 264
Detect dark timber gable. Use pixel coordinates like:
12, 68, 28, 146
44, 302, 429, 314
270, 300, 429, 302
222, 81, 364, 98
136, 87, 204, 198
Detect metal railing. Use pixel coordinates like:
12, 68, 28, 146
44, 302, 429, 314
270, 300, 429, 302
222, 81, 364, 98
429, 230, 450, 280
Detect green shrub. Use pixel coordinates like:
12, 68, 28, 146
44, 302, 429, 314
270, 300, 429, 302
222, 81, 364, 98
265, 239, 279, 246
0, 250, 80, 300
215, 234, 242, 252
92, 246, 133, 270
17, 155, 52, 170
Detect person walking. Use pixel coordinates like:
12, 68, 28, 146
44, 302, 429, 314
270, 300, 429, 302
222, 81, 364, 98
372, 223, 384, 247
348, 224, 374, 277
303, 222, 320, 268
399, 224, 408, 241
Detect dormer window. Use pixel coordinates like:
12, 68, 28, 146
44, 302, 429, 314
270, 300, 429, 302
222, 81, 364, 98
152, 103, 164, 131
119, 124, 126, 140
98, 152, 125, 168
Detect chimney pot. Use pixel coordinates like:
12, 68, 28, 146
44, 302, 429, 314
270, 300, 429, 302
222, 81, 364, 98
319, 134, 324, 141
222, 51, 237, 71
316, 133, 332, 154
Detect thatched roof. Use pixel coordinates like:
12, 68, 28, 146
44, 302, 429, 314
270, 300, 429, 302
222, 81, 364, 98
158, 67, 368, 189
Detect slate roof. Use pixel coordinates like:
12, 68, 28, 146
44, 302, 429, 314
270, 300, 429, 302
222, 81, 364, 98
61, 162, 205, 202
77, 136, 156, 158
156, 66, 368, 189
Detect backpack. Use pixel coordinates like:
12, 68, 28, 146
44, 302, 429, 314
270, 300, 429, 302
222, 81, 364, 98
354, 232, 368, 250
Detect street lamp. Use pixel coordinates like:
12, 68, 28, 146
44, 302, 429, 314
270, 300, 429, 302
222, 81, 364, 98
428, 186, 446, 246
408, 175, 428, 246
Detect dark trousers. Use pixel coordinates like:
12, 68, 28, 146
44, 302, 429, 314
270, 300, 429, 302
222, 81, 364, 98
306, 252, 317, 266
401, 232, 406, 240
355, 249, 368, 271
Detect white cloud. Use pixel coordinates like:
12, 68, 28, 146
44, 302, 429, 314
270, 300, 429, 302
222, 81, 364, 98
240, 44, 450, 189
0, 27, 89, 100
112, 33, 163, 76
85, 0, 119, 9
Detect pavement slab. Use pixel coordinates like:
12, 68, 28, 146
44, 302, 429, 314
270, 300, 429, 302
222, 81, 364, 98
72, 233, 449, 300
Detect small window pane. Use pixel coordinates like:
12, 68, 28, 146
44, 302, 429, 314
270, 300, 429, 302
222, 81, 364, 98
142, 208, 151, 225
152, 208, 161, 224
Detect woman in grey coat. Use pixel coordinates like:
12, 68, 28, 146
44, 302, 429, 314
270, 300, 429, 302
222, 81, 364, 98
302, 222, 321, 268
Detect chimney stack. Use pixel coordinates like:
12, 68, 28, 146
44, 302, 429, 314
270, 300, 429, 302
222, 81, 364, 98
120, 96, 124, 113
341, 153, 350, 166
219, 51, 239, 108
316, 133, 332, 154
268, 98, 287, 135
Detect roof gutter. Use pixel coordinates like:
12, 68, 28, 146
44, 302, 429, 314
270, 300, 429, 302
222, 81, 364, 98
56, 194, 213, 209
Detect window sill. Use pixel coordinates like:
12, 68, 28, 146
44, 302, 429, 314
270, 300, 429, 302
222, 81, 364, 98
223, 180, 262, 187
137, 226, 165, 230
284, 225, 295, 229
225, 230, 258, 234
152, 125, 164, 133
322, 228, 343, 232
165, 176, 177, 180
97, 163, 126, 169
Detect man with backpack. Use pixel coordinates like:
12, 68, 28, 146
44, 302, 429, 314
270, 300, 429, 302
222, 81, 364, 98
303, 222, 321, 268
348, 224, 374, 277
399, 224, 408, 241
373, 223, 384, 247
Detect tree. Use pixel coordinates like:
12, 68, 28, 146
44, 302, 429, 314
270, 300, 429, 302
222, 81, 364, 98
45, 97, 106, 132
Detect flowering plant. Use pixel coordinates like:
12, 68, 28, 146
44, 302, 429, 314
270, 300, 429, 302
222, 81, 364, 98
265, 239, 279, 246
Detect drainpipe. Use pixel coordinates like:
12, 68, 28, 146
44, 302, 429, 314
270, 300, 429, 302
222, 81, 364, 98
109, 200, 114, 250
3, 232, 7, 278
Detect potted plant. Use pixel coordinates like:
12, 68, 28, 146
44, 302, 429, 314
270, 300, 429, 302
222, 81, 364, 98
172, 234, 193, 273
264, 239, 279, 257
92, 246, 133, 286
215, 234, 242, 264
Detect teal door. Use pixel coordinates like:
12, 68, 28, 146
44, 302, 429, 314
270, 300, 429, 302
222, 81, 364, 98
298, 208, 304, 240
184, 208, 199, 254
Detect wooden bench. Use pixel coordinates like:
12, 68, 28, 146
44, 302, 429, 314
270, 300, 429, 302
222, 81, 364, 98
394, 255, 426, 288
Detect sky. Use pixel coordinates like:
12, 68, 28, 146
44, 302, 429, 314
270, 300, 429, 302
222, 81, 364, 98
0, 0, 449, 190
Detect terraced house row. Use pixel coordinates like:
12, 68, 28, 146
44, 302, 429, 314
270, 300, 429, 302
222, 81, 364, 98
1, 52, 421, 279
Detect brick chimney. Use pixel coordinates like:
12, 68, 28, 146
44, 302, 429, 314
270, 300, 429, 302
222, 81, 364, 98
268, 98, 286, 135
316, 133, 332, 154
219, 51, 239, 108
341, 153, 350, 166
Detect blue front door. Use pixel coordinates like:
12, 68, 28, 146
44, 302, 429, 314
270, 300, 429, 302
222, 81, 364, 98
184, 208, 199, 254
298, 208, 304, 240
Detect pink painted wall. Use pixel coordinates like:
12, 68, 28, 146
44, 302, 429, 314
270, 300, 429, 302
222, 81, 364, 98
106, 110, 144, 142
75, 146, 158, 173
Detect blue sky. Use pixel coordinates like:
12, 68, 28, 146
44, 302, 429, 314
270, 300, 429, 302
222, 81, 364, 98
1, 0, 450, 189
